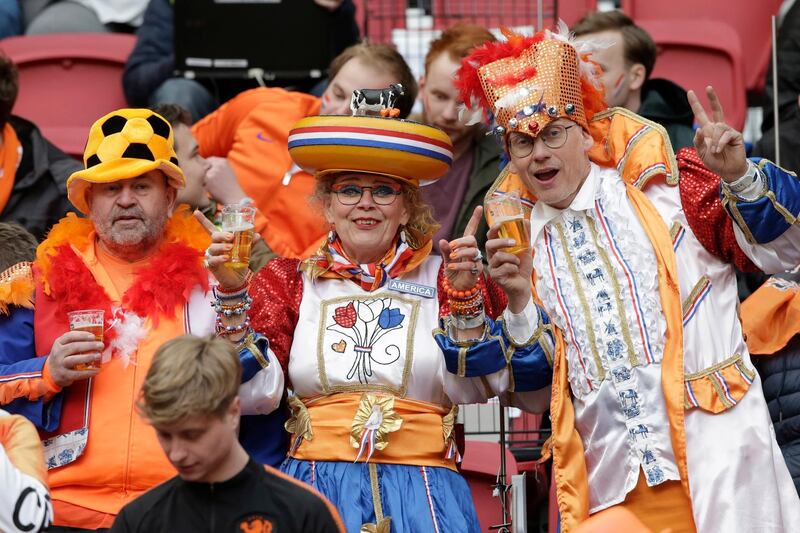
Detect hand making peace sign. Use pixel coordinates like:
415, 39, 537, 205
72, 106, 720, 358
688, 86, 749, 183
440, 206, 485, 291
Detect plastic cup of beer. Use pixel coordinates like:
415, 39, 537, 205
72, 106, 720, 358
486, 192, 530, 254
67, 309, 104, 371
221, 204, 256, 270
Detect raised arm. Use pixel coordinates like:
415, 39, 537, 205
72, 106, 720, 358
687, 86, 800, 272
197, 212, 284, 415
434, 211, 553, 411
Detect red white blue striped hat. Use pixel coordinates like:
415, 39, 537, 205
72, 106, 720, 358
288, 115, 453, 186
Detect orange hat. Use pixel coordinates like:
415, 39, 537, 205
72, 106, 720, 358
455, 22, 607, 136
67, 108, 185, 214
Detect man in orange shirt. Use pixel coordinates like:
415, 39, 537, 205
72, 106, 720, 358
192, 43, 417, 259
0, 108, 220, 530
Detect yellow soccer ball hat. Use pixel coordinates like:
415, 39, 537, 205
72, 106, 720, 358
67, 108, 186, 214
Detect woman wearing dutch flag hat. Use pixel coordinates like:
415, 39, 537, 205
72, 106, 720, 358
203, 90, 554, 531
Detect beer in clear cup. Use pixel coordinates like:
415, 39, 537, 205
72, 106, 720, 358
67, 309, 104, 370
486, 192, 530, 254
221, 205, 256, 270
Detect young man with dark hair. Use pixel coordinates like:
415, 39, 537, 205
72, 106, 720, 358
0, 54, 80, 240
110, 335, 344, 533
572, 11, 695, 150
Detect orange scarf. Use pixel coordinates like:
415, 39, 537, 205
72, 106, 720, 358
0, 122, 21, 215
301, 230, 432, 290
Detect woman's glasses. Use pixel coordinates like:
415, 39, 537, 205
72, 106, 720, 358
330, 183, 403, 206
507, 124, 575, 158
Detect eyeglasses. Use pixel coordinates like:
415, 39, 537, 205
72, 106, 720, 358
330, 183, 403, 206
506, 124, 575, 158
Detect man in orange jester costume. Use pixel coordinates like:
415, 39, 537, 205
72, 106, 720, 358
0, 109, 221, 530
453, 24, 800, 532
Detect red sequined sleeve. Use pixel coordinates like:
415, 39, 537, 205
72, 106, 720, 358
676, 147, 758, 272
437, 266, 508, 319
249, 258, 304, 374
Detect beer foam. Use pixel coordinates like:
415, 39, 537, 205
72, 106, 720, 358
222, 223, 255, 232
495, 214, 525, 223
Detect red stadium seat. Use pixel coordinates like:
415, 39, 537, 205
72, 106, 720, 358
558, 0, 598, 28
0, 33, 136, 158
637, 19, 747, 130
621, 0, 782, 95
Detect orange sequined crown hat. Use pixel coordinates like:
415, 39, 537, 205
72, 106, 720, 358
67, 108, 186, 214
455, 22, 607, 136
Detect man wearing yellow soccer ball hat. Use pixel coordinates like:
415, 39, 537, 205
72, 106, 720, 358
0, 109, 282, 530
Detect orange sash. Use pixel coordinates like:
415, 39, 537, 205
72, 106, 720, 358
288, 393, 458, 471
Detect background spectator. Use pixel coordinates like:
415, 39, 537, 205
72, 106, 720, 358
0, 410, 52, 533
573, 10, 696, 151
151, 104, 276, 271
24, 0, 147, 35
192, 42, 417, 259
0, 0, 22, 38
753, 0, 800, 174
0, 53, 79, 241
413, 23, 500, 253
741, 272, 800, 496
123, 0, 360, 121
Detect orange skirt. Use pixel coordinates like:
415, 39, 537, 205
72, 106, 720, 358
591, 472, 696, 533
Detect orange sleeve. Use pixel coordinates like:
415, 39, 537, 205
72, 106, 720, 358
193, 87, 321, 158
0, 359, 60, 405
41, 357, 62, 400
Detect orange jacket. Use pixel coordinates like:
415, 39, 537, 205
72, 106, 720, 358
37, 240, 184, 528
193, 87, 326, 259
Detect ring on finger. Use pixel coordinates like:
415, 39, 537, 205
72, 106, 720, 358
473, 250, 483, 262
204, 247, 213, 259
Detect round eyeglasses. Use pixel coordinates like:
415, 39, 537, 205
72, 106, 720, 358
330, 183, 403, 206
506, 124, 575, 158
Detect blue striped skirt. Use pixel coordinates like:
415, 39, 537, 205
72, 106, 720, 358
281, 457, 481, 532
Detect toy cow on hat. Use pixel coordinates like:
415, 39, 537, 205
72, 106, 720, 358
350, 84, 405, 117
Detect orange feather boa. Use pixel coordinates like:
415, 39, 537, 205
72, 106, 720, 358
35, 207, 211, 325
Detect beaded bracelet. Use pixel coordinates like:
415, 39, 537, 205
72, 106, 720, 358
212, 294, 252, 316
215, 316, 251, 336
449, 292, 483, 312
442, 276, 481, 300
215, 269, 254, 296
213, 285, 249, 301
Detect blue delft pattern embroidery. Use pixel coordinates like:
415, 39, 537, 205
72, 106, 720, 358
558, 213, 669, 487
43, 427, 88, 469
